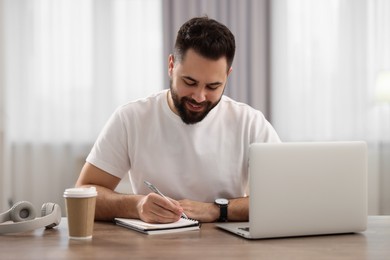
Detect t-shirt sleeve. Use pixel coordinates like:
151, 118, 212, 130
245, 111, 281, 195
252, 112, 281, 143
86, 108, 131, 179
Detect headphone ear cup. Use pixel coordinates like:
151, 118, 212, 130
41, 203, 55, 217
10, 201, 36, 222
41, 203, 61, 229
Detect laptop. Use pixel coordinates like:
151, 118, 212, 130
216, 141, 367, 239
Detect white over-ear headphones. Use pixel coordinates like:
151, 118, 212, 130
0, 201, 61, 234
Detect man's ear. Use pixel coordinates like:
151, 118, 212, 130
227, 66, 233, 76
168, 54, 175, 78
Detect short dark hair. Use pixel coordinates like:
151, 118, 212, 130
174, 16, 236, 70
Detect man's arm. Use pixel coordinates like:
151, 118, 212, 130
179, 197, 249, 222
75, 162, 183, 223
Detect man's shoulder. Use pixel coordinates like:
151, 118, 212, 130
220, 95, 260, 114
117, 89, 167, 112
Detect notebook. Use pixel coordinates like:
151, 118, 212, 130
216, 141, 367, 239
115, 217, 200, 235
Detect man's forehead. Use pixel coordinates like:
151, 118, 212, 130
176, 50, 229, 77
179, 49, 228, 66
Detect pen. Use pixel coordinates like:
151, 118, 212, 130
144, 180, 189, 219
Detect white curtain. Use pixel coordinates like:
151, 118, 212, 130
271, 0, 390, 214
1, 0, 163, 212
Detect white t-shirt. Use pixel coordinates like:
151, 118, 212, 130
87, 89, 280, 202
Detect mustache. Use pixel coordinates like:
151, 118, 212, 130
182, 97, 208, 106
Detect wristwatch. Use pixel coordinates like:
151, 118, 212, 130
214, 198, 229, 222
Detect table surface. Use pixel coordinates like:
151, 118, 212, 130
0, 216, 389, 259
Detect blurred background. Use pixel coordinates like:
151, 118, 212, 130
0, 0, 389, 216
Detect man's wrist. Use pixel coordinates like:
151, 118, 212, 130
125, 194, 145, 220
211, 203, 221, 222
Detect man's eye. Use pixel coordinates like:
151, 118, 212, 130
184, 80, 197, 86
207, 85, 220, 90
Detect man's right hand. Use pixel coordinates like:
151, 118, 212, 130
136, 193, 183, 223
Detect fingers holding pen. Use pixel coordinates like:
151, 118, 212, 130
137, 193, 183, 223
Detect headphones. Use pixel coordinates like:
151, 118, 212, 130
0, 201, 62, 234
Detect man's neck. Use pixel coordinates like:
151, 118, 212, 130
167, 90, 179, 116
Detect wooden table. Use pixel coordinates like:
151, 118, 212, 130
0, 216, 389, 259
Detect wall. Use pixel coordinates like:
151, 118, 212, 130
7, 143, 90, 216
6, 142, 131, 215
367, 146, 380, 214
379, 143, 390, 214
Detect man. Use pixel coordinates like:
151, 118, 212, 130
76, 16, 280, 224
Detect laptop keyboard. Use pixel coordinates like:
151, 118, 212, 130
239, 227, 250, 232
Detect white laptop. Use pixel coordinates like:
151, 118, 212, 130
216, 141, 367, 239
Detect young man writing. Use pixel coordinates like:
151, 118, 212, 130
76, 16, 280, 223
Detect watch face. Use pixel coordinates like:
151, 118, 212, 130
215, 198, 229, 205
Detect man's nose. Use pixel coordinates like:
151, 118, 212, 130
191, 87, 206, 103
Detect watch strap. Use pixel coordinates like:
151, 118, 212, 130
218, 204, 228, 222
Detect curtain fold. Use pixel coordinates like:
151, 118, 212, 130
271, 0, 390, 214
0, 0, 5, 211
2, 0, 163, 213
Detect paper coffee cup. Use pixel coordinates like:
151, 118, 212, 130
63, 187, 97, 240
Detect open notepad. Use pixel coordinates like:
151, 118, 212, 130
114, 217, 200, 235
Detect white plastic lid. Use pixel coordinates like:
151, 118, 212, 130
63, 187, 97, 198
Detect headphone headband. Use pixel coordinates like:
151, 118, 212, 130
0, 202, 61, 234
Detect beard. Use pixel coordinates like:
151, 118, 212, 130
170, 82, 221, 125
